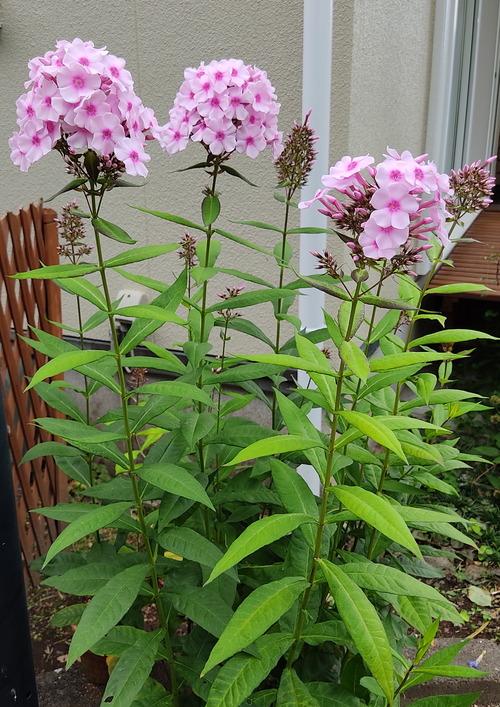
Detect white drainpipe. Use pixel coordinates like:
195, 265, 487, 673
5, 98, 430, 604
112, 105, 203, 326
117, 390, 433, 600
297, 0, 333, 495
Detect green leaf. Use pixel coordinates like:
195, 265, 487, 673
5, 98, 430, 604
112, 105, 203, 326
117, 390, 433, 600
45, 177, 88, 202
206, 634, 293, 707
206, 287, 293, 313
215, 227, 273, 256
227, 435, 326, 466
55, 277, 107, 311
340, 341, 370, 382
413, 665, 487, 678
114, 304, 185, 326
220, 163, 258, 186
34, 417, 124, 444
33, 381, 86, 422
369, 352, 461, 372
393, 595, 432, 634
205, 514, 315, 584
130, 678, 171, 706
215, 317, 274, 348
92, 216, 136, 244
164, 585, 233, 638
234, 220, 282, 232
202, 194, 221, 226
55, 455, 91, 487
119, 270, 187, 354
292, 272, 351, 301
51, 603, 86, 627
20, 441, 82, 465
410, 328, 497, 348
104, 243, 179, 268
300, 621, 351, 647
426, 283, 491, 295
330, 486, 421, 558
25, 349, 112, 390
318, 560, 394, 704
137, 463, 215, 510
67, 563, 149, 667
360, 294, 415, 310
270, 458, 319, 549
405, 695, 481, 707
101, 628, 163, 707
13, 263, 98, 280
131, 381, 213, 407
43, 502, 132, 567
132, 205, 207, 233
340, 563, 453, 607
202, 577, 308, 675
179, 411, 216, 449
337, 411, 407, 461
43, 560, 139, 595
276, 668, 320, 706
158, 527, 233, 576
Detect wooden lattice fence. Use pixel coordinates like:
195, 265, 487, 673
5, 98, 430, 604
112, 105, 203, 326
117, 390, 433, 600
0, 202, 67, 584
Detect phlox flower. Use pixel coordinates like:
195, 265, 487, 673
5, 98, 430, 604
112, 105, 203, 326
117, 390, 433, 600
114, 137, 151, 177
10, 38, 157, 177
156, 58, 281, 160
322, 155, 374, 190
360, 217, 409, 259
370, 183, 419, 229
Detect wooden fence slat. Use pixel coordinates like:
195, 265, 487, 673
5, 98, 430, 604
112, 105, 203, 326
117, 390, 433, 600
0, 202, 67, 585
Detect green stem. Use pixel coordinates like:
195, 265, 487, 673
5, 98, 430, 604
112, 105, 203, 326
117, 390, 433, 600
286, 278, 364, 667
271, 196, 292, 428
86, 187, 179, 705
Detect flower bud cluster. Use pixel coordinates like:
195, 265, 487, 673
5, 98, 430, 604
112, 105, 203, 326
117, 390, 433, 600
177, 232, 198, 268
445, 158, 496, 216
216, 284, 245, 321
155, 59, 282, 159
275, 111, 318, 194
300, 148, 457, 263
55, 200, 93, 262
10, 38, 157, 176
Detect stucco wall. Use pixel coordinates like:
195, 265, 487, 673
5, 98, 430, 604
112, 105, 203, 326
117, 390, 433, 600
0, 0, 434, 353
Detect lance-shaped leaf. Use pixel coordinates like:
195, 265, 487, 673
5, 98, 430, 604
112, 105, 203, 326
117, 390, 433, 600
164, 585, 233, 638
202, 577, 308, 675
67, 563, 149, 667
370, 351, 461, 372
340, 563, 454, 607
104, 243, 179, 268
330, 486, 421, 557
132, 205, 207, 233
205, 514, 316, 584
226, 435, 326, 466
337, 410, 407, 461
25, 349, 113, 390
410, 328, 497, 348
45, 177, 88, 202
131, 381, 213, 407
404, 695, 481, 707
318, 560, 394, 704
215, 227, 273, 256
277, 669, 320, 706
55, 277, 107, 311
270, 458, 319, 549
206, 287, 293, 313
43, 502, 132, 567
137, 463, 215, 510
340, 340, 370, 382
220, 163, 258, 186
34, 417, 125, 444
91, 216, 136, 244
114, 304, 185, 325
206, 633, 293, 707
13, 263, 99, 280
101, 629, 163, 707
293, 271, 351, 301
20, 441, 82, 465
426, 283, 491, 295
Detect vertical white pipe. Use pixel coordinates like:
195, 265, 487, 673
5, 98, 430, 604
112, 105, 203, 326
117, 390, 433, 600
297, 0, 333, 495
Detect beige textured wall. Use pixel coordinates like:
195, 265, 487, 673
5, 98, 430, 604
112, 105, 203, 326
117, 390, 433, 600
0, 0, 434, 353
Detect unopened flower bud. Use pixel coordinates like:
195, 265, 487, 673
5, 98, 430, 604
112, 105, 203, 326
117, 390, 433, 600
351, 268, 369, 282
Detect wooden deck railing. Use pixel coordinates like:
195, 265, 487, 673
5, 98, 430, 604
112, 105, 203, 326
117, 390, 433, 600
0, 202, 67, 584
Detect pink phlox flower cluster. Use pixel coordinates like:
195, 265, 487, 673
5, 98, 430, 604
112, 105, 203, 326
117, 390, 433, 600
154, 59, 282, 159
299, 147, 455, 261
10, 38, 157, 176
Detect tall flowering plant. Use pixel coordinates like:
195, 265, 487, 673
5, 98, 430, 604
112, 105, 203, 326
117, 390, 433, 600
11, 43, 496, 707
